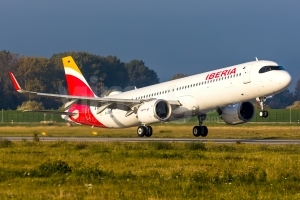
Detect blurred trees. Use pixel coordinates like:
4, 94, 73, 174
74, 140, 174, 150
0, 50, 160, 109
170, 73, 187, 80
125, 60, 159, 88
1, 49, 299, 110
0, 50, 24, 109
294, 79, 300, 100
267, 89, 295, 109
267, 79, 300, 108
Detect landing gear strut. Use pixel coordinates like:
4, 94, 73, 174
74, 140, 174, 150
193, 114, 208, 137
257, 97, 268, 118
137, 126, 153, 137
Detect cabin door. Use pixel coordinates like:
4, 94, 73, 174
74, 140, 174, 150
243, 65, 252, 84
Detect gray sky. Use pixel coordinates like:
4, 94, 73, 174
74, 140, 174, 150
0, 1, 299, 89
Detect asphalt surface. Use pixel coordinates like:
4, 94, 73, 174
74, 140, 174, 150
2, 137, 300, 144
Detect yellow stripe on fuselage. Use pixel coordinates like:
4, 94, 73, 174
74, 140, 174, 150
62, 56, 83, 75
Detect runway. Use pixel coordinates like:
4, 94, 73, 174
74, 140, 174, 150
2, 137, 300, 144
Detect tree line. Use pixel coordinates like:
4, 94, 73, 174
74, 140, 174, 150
0, 50, 299, 110
0, 51, 159, 109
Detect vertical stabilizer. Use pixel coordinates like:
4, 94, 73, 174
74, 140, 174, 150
62, 56, 96, 97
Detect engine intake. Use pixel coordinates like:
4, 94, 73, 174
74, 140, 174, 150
221, 102, 255, 125
137, 99, 172, 124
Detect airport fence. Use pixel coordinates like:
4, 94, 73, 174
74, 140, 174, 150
0, 110, 65, 124
205, 109, 300, 123
0, 109, 299, 124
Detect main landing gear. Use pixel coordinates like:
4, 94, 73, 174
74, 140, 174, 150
257, 97, 269, 118
193, 114, 208, 137
137, 126, 153, 137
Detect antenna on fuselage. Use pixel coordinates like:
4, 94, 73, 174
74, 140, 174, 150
255, 57, 258, 61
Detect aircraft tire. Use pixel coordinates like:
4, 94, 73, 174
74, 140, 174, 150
259, 111, 264, 118
200, 126, 208, 137
263, 110, 269, 118
137, 126, 146, 137
145, 126, 153, 137
192, 126, 201, 137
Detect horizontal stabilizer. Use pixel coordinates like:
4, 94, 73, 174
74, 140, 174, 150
23, 110, 76, 116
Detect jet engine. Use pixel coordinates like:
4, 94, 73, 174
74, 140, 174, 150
221, 102, 255, 125
137, 99, 172, 124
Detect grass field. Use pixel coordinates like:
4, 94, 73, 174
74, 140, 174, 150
0, 141, 299, 199
0, 123, 299, 139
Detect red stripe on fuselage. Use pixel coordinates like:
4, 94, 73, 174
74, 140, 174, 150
68, 104, 106, 128
65, 74, 95, 97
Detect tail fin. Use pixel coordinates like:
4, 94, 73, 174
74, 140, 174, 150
62, 56, 97, 97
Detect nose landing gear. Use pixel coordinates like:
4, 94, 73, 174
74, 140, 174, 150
257, 97, 269, 118
193, 114, 208, 137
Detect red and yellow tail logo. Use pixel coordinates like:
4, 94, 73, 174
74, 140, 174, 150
62, 56, 96, 97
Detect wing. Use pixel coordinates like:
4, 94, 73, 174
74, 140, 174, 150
9, 72, 181, 113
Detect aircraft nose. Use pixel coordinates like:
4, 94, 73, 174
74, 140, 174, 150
279, 71, 292, 88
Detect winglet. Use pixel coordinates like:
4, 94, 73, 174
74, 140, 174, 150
9, 72, 23, 92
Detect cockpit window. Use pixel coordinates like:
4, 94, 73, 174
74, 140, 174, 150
259, 66, 284, 73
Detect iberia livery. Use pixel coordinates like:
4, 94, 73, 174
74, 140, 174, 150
9, 56, 292, 137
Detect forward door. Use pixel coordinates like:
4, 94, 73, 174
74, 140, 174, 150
243, 65, 252, 84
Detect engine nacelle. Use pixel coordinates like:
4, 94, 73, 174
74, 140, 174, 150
137, 99, 172, 124
221, 102, 255, 125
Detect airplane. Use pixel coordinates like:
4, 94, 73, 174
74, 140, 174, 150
9, 56, 292, 137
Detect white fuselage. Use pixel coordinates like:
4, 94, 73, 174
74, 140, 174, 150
66, 60, 291, 128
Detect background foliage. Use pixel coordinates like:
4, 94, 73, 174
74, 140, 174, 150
0, 50, 159, 109
0, 50, 299, 110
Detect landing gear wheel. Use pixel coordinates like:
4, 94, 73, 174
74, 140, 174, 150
201, 126, 208, 137
145, 126, 153, 137
192, 126, 208, 137
263, 110, 268, 118
193, 126, 201, 137
137, 126, 146, 137
259, 111, 264, 117
259, 110, 269, 118
193, 114, 209, 137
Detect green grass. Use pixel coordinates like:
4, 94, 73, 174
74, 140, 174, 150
0, 123, 300, 139
0, 141, 299, 199
0, 109, 299, 139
